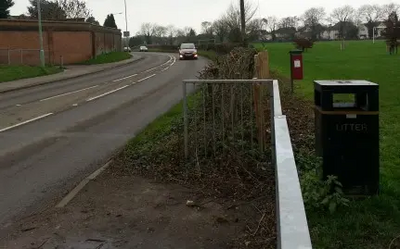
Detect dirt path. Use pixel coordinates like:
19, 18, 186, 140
1, 166, 267, 249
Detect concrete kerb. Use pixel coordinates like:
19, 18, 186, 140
0, 55, 145, 94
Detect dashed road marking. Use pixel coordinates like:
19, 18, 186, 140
40, 85, 99, 102
86, 85, 129, 102
0, 113, 54, 133
137, 74, 156, 83
112, 74, 138, 82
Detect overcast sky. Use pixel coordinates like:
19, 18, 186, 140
11, 0, 395, 34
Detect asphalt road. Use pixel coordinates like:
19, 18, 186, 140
0, 52, 207, 230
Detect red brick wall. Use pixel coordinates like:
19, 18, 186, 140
0, 20, 122, 65
94, 32, 121, 55
53, 32, 92, 64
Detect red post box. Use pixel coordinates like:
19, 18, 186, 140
289, 50, 304, 93
290, 50, 303, 80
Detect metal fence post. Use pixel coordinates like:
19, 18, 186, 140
60, 55, 64, 69
183, 81, 189, 159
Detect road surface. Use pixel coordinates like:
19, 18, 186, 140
0, 52, 207, 230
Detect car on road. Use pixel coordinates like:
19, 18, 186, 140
140, 46, 148, 52
178, 43, 198, 60
123, 46, 131, 52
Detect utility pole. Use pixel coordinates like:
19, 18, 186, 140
37, 0, 45, 67
240, 0, 247, 47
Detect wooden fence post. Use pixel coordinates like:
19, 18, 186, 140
253, 51, 270, 152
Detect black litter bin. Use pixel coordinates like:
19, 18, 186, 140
314, 80, 379, 196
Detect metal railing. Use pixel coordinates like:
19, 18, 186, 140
0, 48, 51, 66
182, 79, 312, 249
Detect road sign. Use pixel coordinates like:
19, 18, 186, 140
123, 31, 130, 37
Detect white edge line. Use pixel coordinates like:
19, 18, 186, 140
86, 85, 129, 102
55, 160, 113, 208
112, 74, 137, 82
40, 85, 99, 102
0, 113, 53, 133
161, 67, 170, 72
137, 74, 156, 83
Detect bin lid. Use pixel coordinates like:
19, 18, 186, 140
315, 80, 378, 86
289, 49, 303, 54
314, 80, 378, 92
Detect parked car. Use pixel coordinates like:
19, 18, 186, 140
139, 46, 148, 52
123, 46, 131, 52
178, 43, 198, 60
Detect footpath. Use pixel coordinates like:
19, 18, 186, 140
1, 162, 249, 249
0, 54, 144, 94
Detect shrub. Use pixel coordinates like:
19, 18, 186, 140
293, 38, 314, 52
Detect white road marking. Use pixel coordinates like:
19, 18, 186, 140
0, 113, 54, 133
86, 85, 129, 102
40, 85, 99, 102
161, 67, 170, 72
137, 74, 156, 83
142, 56, 173, 74
72, 103, 78, 107
56, 160, 113, 208
112, 74, 137, 82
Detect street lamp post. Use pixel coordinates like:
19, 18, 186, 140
123, 0, 129, 50
37, 0, 45, 67
124, 0, 128, 32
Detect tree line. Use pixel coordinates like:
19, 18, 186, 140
130, 2, 400, 46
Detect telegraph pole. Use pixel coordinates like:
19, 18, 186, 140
240, 0, 247, 47
37, 0, 45, 67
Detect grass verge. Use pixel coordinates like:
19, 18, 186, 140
79, 52, 132, 65
257, 40, 400, 249
115, 48, 276, 248
0, 65, 62, 83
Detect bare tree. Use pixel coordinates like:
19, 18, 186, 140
330, 5, 356, 48
213, 17, 229, 42
201, 21, 213, 35
56, 0, 91, 19
183, 26, 192, 36
225, 2, 257, 30
358, 4, 384, 38
139, 23, 156, 44
302, 7, 326, 40
266, 16, 279, 41
279, 16, 300, 29
166, 25, 176, 37
153, 25, 167, 37
382, 3, 400, 17
330, 5, 356, 24
247, 18, 267, 41
166, 25, 176, 45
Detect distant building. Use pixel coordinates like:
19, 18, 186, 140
357, 22, 386, 39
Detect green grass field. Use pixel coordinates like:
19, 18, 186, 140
256, 40, 400, 249
0, 65, 62, 83
79, 52, 132, 65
